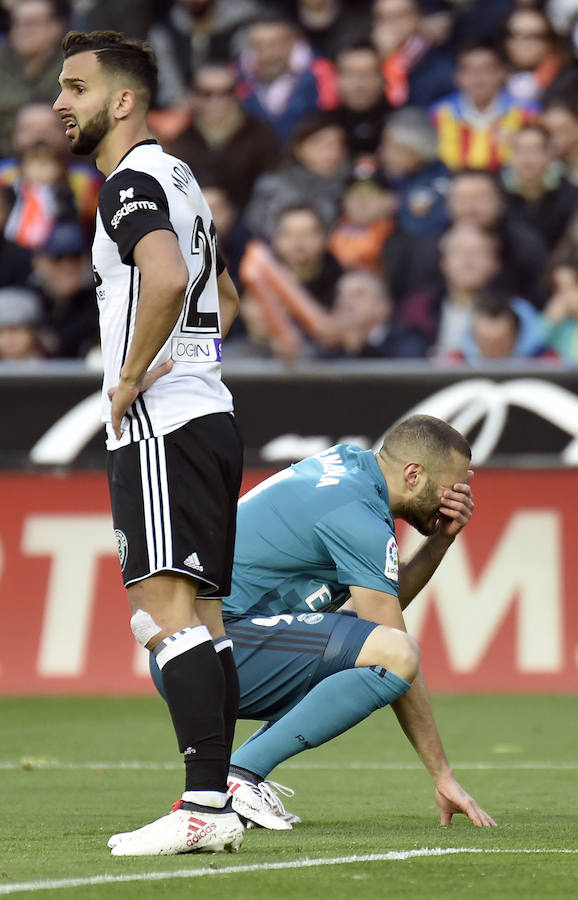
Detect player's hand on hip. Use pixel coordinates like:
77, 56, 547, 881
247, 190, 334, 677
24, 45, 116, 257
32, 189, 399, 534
108, 361, 173, 438
434, 773, 497, 827
437, 469, 475, 539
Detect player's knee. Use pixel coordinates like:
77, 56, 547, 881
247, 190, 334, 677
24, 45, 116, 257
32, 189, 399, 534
390, 631, 420, 683
130, 608, 162, 649
361, 626, 419, 683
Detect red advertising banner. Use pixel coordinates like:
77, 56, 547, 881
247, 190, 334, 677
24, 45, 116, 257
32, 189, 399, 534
1, 469, 576, 694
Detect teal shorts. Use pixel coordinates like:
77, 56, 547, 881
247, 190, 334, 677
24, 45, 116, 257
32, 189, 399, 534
225, 610, 377, 722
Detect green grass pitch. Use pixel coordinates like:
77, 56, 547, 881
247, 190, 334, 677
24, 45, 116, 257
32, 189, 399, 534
0, 694, 576, 899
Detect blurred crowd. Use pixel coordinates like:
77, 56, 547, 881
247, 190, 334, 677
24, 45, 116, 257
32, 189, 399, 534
1, 0, 578, 366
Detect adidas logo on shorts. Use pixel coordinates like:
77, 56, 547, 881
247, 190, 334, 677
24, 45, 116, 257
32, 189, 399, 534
184, 552, 204, 572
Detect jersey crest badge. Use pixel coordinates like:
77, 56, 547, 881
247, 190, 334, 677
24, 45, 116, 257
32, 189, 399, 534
297, 613, 324, 625
385, 537, 399, 581
115, 529, 128, 572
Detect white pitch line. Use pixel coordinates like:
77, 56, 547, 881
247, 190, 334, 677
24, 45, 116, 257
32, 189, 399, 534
0, 848, 577, 896
1, 760, 577, 771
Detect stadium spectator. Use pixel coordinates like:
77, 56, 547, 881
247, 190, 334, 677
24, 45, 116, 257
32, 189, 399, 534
331, 42, 390, 158
503, 6, 571, 103
270, 203, 343, 309
371, 0, 455, 109
444, 0, 515, 52
398, 222, 503, 354
539, 253, 578, 361
237, 16, 337, 143
323, 270, 427, 358
379, 107, 450, 238
429, 40, 538, 172
500, 124, 578, 249
163, 62, 281, 212
3, 143, 78, 250
394, 169, 549, 307
0, 187, 32, 289
328, 167, 395, 273
70, 0, 160, 42
541, 95, 578, 185
0, 0, 69, 157
0, 286, 44, 361
448, 291, 551, 364
283, 0, 372, 59
244, 112, 350, 239
148, 0, 265, 109
202, 185, 250, 291
0, 101, 102, 239
30, 222, 99, 358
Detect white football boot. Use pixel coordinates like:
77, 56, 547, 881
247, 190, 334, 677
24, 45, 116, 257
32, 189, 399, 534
228, 775, 301, 830
108, 804, 244, 856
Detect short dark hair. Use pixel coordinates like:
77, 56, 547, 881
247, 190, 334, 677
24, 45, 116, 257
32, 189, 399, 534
62, 30, 157, 108
473, 291, 519, 329
513, 123, 551, 145
336, 41, 380, 64
290, 110, 343, 150
274, 202, 326, 233
381, 415, 472, 465
456, 38, 507, 67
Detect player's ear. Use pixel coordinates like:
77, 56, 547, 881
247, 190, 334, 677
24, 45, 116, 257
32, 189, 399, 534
402, 461, 423, 491
114, 89, 137, 120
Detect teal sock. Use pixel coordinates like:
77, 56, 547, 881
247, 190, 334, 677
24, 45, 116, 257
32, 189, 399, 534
230, 666, 411, 779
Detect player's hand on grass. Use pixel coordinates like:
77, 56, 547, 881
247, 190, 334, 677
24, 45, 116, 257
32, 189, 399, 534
434, 774, 497, 827
108, 360, 173, 439
437, 469, 475, 540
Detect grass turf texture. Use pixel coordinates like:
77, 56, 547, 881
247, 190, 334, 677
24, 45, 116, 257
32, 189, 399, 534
0, 695, 576, 899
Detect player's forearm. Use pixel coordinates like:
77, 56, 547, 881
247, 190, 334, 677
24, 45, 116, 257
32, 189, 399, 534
120, 281, 184, 384
391, 667, 452, 782
397, 532, 455, 610
217, 269, 240, 338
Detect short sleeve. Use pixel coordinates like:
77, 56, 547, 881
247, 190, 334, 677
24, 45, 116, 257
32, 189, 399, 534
98, 168, 176, 264
314, 501, 399, 596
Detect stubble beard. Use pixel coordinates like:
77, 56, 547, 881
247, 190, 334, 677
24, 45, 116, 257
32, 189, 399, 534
401, 478, 440, 536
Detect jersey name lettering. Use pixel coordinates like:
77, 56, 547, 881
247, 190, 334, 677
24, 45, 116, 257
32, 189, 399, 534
172, 162, 194, 196
315, 449, 347, 488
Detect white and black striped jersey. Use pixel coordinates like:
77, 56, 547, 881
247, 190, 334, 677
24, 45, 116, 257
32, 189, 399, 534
92, 139, 233, 451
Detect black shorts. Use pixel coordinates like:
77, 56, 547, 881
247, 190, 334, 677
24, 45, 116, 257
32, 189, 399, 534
107, 412, 243, 595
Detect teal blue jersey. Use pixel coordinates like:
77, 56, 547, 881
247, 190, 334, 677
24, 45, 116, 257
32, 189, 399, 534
224, 445, 399, 618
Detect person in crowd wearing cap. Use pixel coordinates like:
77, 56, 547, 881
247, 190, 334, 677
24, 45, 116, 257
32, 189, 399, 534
244, 112, 350, 240
0, 286, 44, 361
379, 108, 450, 239
30, 222, 99, 359
328, 165, 396, 274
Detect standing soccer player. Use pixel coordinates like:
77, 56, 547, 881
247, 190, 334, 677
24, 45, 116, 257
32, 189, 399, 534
54, 31, 245, 856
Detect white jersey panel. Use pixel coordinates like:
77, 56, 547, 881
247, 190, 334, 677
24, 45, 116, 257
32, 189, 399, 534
92, 141, 233, 451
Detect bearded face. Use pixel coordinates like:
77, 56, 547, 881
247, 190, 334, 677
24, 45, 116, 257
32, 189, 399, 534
67, 102, 111, 156
401, 475, 442, 536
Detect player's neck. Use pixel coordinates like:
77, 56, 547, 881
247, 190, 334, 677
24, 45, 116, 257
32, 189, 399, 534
374, 449, 404, 515
95, 121, 154, 177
